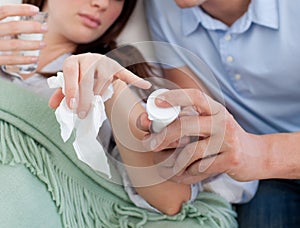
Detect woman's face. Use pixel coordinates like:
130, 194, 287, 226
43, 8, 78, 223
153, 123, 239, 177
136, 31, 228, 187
44, 0, 124, 43
175, 0, 208, 8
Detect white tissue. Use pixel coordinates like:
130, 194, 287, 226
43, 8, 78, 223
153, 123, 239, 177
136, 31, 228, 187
47, 72, 113, 178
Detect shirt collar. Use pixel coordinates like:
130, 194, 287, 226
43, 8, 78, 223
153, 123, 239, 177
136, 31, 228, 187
41, 53, 71, 73
250, 0, 279, 30
182, 0, 279, 36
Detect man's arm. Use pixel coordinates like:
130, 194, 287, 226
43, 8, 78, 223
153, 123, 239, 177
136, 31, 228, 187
142, 66, 300, 183
258, 132, 300, 179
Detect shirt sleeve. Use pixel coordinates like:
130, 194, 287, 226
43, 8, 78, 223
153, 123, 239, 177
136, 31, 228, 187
121, 168, 200, 213
202, 174, 259, 204
111, 145, 199, 213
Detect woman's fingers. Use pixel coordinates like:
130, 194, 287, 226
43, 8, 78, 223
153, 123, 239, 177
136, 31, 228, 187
93, 55, 116, 95
60, 53, 151, 118
0, 5, 47, 37
0, 4, 39, 20
0, 54, 38, 66
48, 88, 64, 109
77, 56, 98, 118
0, 39, 45, 52
114, 67, 152, 89
0, 5, 47, 65
96, 55, 151, 93
51, 54, 94, 119
62, 55, 80, 110
0, 36, 46, 66
0, 20, 47, 37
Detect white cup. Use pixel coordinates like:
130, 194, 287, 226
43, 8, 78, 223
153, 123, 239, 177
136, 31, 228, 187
0, 12, 48, 75
146, 89, 181, 133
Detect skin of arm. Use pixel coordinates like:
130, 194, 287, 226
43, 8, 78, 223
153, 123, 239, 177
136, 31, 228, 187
163, 66, 211, 93
259, 132, 300, 180
149, 66, 300, 182
105, 80, 191, 216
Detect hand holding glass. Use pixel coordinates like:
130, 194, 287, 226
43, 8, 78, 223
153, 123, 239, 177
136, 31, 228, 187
1, 12, 48, 75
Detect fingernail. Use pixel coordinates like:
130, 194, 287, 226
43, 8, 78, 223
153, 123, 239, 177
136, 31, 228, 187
156, 96, 165, 103
142, 80, 152, 89
78, 111, 86, 119
70, 98, 77, 110
134, 79, 152, 89
39, 41, 46, 48
30, 56, 38, 62
30, 6, 39, 13
41, 23, 48, 31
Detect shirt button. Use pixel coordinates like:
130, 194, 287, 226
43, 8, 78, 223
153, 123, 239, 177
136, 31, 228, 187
224, 34, 232, 41
235, 74, 241, 80
226, 55, 234, 63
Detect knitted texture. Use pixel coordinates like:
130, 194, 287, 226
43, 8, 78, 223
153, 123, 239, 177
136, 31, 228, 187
0, 79, 237, 228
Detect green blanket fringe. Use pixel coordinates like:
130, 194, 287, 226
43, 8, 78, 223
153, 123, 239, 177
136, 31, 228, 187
0, 79, 237, 228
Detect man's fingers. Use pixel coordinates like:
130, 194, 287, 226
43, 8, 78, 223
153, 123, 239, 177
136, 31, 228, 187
153, 149, 178, 168
167, 136, 191, 149
157, 150, 224, 185
156, 164, 211, 184
172, 141, 207, 174
147, 115, 213, 152
155, 89, 223, 116
167, 172, 211, 185
184, 152, 226, 177
172, 138, 223, 175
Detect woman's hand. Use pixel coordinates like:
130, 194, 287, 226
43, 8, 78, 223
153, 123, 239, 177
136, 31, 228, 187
139, 89, 266, 184
49, 53, 151, 118
0, 4, 47, 66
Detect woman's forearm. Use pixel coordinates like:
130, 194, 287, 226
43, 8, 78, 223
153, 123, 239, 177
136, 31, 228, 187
105, 80, 191, 215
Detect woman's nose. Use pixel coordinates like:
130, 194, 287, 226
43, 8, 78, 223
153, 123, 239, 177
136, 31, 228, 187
91, 0, 110, 10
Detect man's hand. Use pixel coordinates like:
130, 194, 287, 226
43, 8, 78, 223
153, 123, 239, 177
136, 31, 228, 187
139, 89, 267, 184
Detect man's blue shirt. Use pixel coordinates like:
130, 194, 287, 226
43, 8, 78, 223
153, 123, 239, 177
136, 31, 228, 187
145, 0, 300, 134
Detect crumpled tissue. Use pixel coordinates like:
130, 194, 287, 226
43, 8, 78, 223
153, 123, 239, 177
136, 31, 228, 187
47, 72, 113, 178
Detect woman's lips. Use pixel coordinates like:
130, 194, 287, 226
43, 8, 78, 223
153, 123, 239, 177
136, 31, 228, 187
78, 13, 101, 28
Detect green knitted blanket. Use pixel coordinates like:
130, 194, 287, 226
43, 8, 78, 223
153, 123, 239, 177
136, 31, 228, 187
0, 79, 237, 228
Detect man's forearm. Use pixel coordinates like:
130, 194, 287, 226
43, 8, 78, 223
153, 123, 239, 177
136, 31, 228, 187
260, 132, 300, 179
